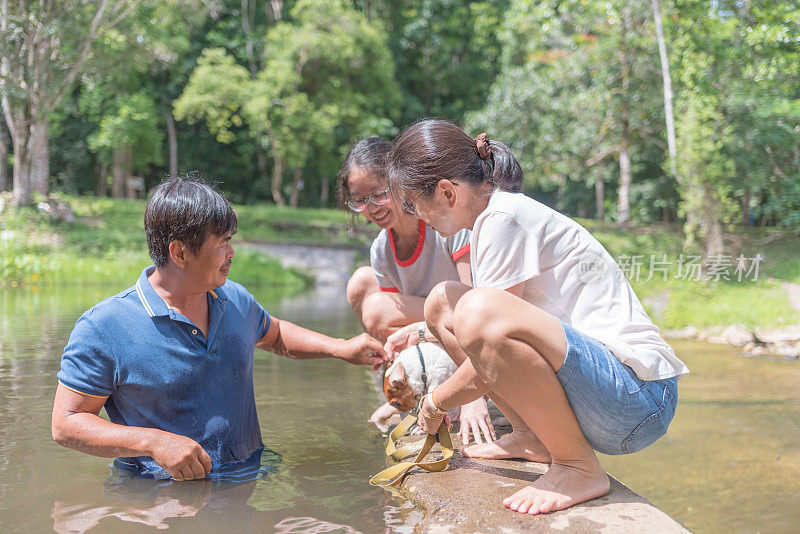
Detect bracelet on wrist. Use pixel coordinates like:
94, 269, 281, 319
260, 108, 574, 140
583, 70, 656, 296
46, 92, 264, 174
426, 387, 447, 416
417, 323, 426, 344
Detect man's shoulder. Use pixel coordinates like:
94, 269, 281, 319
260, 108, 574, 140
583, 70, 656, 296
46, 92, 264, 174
80, 285, 140, 324
68, 285, 143, 347
217, 279, 259, 309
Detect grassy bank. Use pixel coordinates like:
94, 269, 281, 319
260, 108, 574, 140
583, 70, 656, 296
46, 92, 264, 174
585, 220, 800, 330
1, 194, 798, 330
0, 195, 315, 290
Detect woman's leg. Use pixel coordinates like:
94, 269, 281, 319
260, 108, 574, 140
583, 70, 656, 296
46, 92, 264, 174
346, 266, 380, 331
361, 291, 425, 342
425, 281, 550, 462
452, 287, 610, 515
346, 266, 426, 341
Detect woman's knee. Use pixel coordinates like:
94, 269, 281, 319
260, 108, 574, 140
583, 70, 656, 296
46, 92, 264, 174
452, 288, 507, 355
423, 280, 469, 331
346, 266, 377, 310
361, 291, 393, 338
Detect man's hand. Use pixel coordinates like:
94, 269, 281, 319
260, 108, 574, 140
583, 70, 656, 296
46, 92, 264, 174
457, 396, 496, 446
383, 322, 423, 360
338, 333, 388, 370
149, 430, 213, 481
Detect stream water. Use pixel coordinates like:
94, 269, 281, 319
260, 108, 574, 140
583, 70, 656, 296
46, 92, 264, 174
0, 284, 797, 533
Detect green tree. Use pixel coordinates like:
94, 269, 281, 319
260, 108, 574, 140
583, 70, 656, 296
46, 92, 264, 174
0, 0, 143, 205
671, 0, 800, 254
176, 0, 401, 206
467, 0, 667, 222
87, 93, 163, 197
364, 0, 506, 124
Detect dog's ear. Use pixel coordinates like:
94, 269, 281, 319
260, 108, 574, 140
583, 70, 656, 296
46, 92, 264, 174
387, 362, 407, 388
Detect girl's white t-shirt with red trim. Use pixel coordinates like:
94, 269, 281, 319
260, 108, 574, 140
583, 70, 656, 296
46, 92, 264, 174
370, 220, 471, 297
471, 190, 689, 381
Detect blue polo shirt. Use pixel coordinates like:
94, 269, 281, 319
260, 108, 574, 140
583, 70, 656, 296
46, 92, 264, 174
57, 266, 270, 478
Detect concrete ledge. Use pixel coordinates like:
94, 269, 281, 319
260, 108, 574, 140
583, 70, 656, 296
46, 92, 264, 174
392, 435, 690, 533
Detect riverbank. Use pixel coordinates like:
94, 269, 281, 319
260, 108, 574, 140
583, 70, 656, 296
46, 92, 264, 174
0, 194, 330, 289
2, 194, 799, 335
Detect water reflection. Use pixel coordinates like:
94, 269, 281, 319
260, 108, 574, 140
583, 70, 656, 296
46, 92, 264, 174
273, 516, 361, 533
52, 477, 216, 532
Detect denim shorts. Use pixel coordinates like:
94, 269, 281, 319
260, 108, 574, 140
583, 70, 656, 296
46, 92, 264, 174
555, 320, 678, 455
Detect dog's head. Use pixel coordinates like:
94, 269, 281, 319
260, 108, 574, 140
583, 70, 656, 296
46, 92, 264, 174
383, 361, 419, 412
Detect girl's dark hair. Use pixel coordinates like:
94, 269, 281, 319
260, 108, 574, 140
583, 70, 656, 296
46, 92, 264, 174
145, 173, 237, 267
336, 137, 393, 209
388, 119, 523, 199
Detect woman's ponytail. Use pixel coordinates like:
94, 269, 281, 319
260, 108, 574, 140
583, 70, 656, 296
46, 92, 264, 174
487, 140, 523, 193
389, 120, 524, 199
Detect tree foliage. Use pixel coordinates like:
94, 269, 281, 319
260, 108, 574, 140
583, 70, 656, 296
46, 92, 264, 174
2, 0, 798, 247
175, 0, 400, 205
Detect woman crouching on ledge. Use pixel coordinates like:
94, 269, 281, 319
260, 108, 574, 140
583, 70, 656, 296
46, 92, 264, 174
384, 119, 689, 515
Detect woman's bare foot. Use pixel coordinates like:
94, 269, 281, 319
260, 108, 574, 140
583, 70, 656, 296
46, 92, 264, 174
462, 430, 551, 463
503, 457, 610, 515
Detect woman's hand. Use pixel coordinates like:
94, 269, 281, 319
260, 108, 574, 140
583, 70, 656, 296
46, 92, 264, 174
383, 322, 425, 361
417, 393, 451, 435
457, 396, 496, 446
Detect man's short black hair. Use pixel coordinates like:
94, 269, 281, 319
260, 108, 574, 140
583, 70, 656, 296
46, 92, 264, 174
145, 174, 238, 267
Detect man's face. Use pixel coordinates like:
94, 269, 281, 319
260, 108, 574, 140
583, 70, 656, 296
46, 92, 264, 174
183, 231, 235, 290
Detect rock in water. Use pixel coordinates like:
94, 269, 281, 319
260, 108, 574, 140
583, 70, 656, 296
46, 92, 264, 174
722, 324, 754, 347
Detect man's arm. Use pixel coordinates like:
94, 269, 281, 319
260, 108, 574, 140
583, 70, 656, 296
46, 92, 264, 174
256, 316, 387, 369
52, 384, 212, 481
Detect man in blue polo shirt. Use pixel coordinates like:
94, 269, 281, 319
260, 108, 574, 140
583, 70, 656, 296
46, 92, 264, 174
52, 177, 387, 481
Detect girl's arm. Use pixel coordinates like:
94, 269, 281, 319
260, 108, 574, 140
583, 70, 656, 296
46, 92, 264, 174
455, 255, 472, 286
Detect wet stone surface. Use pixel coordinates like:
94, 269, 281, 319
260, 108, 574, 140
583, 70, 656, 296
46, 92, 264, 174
391, 435, 691, 533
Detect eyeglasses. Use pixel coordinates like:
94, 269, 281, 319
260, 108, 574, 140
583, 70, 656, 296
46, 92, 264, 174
346, 188, 390, 212
402, 191, 426, 215
401, 181, 458, 216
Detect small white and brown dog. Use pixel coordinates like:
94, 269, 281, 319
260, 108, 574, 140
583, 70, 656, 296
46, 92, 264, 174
369, 342, 457, 433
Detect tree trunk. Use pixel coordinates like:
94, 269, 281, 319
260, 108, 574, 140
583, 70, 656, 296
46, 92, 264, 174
31, 117, 49, 196
319, 175, 329, 207
741, 186, 751, 225
595, 178, 604, 220
617, 8, 632, 226
652, 0, 682, 187
702, 182, 724, 258
0, 116, 7, 192
162, 95, 178, 178
111, 145, 132, 198
270, 145, 285, 206
289, 167, 302, 208
270, 0, 283, 21
9, 122, 33, 206
556, 175, 566, 209
617, 138, 631, 225
95, 163, 107, 196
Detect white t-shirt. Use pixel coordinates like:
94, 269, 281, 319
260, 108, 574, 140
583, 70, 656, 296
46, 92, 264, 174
471, 190, 689, 381
371, 220, 471, 297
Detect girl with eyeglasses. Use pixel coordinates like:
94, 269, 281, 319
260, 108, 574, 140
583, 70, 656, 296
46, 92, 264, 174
386, 120, 689, 516
338, 137, 496, 446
